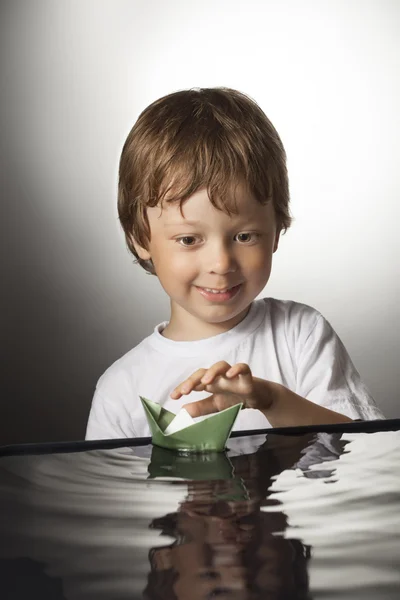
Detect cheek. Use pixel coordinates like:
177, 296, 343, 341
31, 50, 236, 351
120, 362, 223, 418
242, 249, 272, 271
160, 251, 198, 279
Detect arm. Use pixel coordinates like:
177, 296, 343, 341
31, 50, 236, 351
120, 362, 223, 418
85, 389, 135, 440
174, 364, 355, 427
293, 312, 384, 421
254, 377, 353, 428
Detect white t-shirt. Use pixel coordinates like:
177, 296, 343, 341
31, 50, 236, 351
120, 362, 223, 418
85, 298, 384, 440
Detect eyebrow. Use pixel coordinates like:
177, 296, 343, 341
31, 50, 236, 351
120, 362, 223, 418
164, 218, 258, 227
164, 220, 203, 227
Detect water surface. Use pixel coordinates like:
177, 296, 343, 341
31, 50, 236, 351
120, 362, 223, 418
0, 430, 399, 599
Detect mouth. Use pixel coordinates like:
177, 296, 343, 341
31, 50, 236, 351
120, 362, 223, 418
195, 283, 243, 301
197, 284, 241, 293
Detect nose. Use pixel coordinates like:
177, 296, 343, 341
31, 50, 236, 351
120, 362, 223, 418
207, 239, 238, 274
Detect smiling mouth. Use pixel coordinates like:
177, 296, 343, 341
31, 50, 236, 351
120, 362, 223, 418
197, 284, 241, 293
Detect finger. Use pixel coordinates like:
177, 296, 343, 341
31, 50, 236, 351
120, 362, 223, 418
170, 369, 208, 398
201, 361, 232, 384
170, 381, 206, 398
184, 397, 218, 418
225, 363, 252, 378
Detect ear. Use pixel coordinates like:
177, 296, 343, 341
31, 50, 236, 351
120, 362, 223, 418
128, 233, 152, 261
150, 546, 173, 570
273, 228, 281, 253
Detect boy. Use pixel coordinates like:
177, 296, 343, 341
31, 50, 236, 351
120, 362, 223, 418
85, 87, 384, 440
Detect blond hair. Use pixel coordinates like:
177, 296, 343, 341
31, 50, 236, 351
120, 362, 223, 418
118, 87, 292, 275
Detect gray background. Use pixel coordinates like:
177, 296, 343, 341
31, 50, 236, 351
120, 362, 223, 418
1, 0, 399, 445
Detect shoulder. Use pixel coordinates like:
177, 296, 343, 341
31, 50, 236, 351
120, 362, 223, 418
259, 298, 329, 356
95, 337, 150, 397
261, 297, 323, 333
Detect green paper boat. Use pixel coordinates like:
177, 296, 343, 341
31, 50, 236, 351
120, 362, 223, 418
148, 445, 250, 499
148, 445, 235, 480
140, 396, 242, 453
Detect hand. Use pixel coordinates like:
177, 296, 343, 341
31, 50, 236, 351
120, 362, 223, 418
170, 361, 273, 418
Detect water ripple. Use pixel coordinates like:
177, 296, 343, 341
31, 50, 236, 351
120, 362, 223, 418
262, 431, 400, 598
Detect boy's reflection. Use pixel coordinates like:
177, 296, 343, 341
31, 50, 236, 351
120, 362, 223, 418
144, 434, 322, 600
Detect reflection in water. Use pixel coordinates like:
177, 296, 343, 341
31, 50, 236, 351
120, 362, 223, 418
0, 447, 185, 599
263, 431, 400, 600
0, 431, 398, 599
145, 441, 313, 599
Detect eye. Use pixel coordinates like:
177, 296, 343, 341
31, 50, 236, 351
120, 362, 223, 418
175, 233, 260, 247
176, 236, 197, 247
236, 232, 258, 243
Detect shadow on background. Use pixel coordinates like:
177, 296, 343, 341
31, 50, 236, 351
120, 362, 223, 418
0, 144, 123, 445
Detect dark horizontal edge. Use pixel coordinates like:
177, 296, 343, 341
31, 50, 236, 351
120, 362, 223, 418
0, 418, 399, 457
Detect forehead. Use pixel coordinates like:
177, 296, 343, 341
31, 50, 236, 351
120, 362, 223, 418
148, 185, 272, 226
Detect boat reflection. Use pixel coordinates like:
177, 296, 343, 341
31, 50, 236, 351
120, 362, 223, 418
145, 437, 315, 599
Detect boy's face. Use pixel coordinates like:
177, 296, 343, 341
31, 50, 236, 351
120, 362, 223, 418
132, 182, 280, 341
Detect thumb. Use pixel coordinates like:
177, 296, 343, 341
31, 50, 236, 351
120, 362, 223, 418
184, 396, 218, 418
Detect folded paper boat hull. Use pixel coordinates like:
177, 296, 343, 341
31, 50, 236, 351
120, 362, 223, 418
148, 445, 235, 479
140, 396, 242, 453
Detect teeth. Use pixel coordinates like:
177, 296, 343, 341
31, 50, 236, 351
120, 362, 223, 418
203, 287, 229, 293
